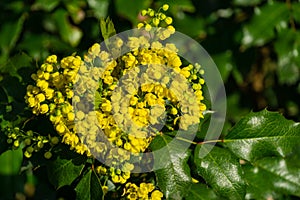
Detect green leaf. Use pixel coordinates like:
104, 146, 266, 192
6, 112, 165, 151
75, 169, 103, 200
224, 110, 300, 162
244, 157, 300, 198
292, 3, 300, 24
150, 134, 192, 199
212, 51, 234, 82
87, 0, 109, 19
100, 17, 116, 41
274, 29, 300, 85
53, 9, 83, 47
185, 183, 220, 200
194, 145, 246, 200
158, 0, 195, 13
94, 91, 102, 109
31, 0, 60, 11
0, 52, 33, 81
0, 148, 23, 175
241, 2, 289, 48
47, 153, 86, 189
0, 13, 26, 63
233, 0, 262, 6
115, 0, 151, 24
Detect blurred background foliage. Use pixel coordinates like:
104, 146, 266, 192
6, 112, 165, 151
0, 0, 300, 199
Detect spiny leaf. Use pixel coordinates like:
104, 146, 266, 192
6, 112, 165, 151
150, 134, 192, 200
75, 169, 104, 200
47, 153, 86, 189
224, 109, 300, 162
244, 157, 300, 198
194, 144, 246, 200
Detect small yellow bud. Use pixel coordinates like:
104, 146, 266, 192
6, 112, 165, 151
170, 107, 178, 115
165, 17, 173, 25
152, 18, 160, 26
162, 4, 169, 11
51, 137, 60, 145
145, 24, 152, 31
137, 23, 144, 29
141, 10, 147, 16
13, 140, 19, 147
44, 151, 52, 159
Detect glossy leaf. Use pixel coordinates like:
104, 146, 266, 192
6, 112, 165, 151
150, 134, 192, 199
194, 145, 246, 200
244, 157, 300, 198
75, 169, 103, 200
241, 2, 289, 48
224, 110, 300, 162
185, 183, 220, 200
47, 153, 86, 189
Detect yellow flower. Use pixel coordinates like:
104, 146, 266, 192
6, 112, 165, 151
151, 190, 163, 200
46, 55, 57, 64
40, 104, 49, 114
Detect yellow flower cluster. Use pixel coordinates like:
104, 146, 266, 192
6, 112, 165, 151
24, 4, 206, 193
122, 182, 163, 200
25, 54, 91, 156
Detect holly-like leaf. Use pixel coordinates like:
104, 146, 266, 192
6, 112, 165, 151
150, 134, 192, 200
244, 157, 300, 198
241, 2, 289, 48
75, 169, 103, 200
194, 144, 246, 200
224, 110, 300, 162
47, 153, 86, 189
185, 183, 220, 200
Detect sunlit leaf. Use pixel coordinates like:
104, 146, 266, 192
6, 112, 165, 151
150, 134, 192, 199
194, 145, 246, 200
87, 0, 109, 19
241, 2, 289, 48
224, 110, 300, 162
233, 0, 263, 6
274, 29, 300, 85
244, 157, 300, 198
53, 9, 83, 47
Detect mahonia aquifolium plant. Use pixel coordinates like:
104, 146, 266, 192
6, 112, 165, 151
22, 4, 206, 199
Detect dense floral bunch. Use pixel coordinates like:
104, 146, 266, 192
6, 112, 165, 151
23, 4, 206, 199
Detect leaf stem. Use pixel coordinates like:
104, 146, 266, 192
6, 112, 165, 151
175, 136, 223, 145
